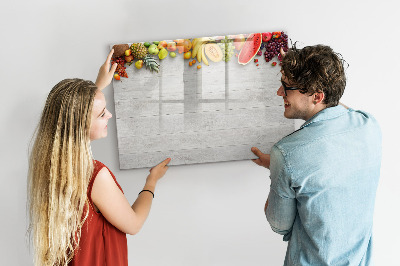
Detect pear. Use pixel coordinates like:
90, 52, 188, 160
135, 60, 143, 69
158, 48, 168, 60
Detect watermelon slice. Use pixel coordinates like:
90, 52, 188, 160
238, 33, 262, 65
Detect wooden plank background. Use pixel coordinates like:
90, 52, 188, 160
112, 36, 295, 169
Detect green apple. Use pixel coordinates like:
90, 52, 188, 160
148, 44, 159, 55
170, 52, 177, 58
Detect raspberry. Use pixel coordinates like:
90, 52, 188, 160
111, 56, 128, 78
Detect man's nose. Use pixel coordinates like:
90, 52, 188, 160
277, 85, 285, 97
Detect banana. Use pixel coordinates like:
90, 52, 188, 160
197, 44, 202, 63
192, 40, 204, 58
202, 44, 209, 66
191, 38, 199, 49
192, 37, 213, 58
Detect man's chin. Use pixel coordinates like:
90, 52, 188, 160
283, 111, 293, 119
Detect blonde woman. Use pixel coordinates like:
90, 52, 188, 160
27, 49, 171, 266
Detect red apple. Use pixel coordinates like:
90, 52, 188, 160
262, 32, 272, 42
177, 46, 184, 54
167, 42, 177, 52
125, 55, 134, 63
157, 41, 167, 50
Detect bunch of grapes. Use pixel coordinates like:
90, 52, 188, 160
218, 36, 235, 62
264, 31, 288, 62
111, 56, 128, 78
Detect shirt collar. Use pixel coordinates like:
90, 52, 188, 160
300, 105, 349, 129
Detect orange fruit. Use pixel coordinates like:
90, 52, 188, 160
174, 39, 184, 44
197, 65, 202, 69
183, 39, 192, 53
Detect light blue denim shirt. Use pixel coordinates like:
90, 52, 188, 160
266, 105, 382, 266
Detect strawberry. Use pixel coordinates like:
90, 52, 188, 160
272, 62, 277, 66
272, 32, 281, 39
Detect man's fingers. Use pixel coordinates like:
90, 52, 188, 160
251, 147, 262, 157
252, 158, 262, 166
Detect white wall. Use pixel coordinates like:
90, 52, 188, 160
1, 0, 399, 265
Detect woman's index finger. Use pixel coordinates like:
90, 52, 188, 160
106, 49, 114, 63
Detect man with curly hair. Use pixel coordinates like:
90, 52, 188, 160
251, 45, 382, 266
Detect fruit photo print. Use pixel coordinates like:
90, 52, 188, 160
111, 32, 294, 169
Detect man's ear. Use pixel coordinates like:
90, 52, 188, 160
313, 92, 325, 105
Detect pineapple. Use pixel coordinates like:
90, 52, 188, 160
130, 43, 148, 59
143, 55, 160, 73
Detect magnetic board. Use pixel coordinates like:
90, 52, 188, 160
111, 32, 294, 169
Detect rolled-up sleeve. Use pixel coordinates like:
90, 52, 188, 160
266, 145, 297, 241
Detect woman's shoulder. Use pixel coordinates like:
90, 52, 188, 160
93, 160, 115, 177
93, 159, 105, 169
91, 160, 123, 193
90, 160, 107, 188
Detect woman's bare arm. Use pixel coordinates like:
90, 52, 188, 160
91, 158, 170, 235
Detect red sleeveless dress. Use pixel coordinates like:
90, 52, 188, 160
69, 160, 128, 266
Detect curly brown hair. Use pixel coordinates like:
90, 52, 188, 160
281, 44, 347, 107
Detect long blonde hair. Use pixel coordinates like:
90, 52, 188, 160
28, 79, 97, 265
